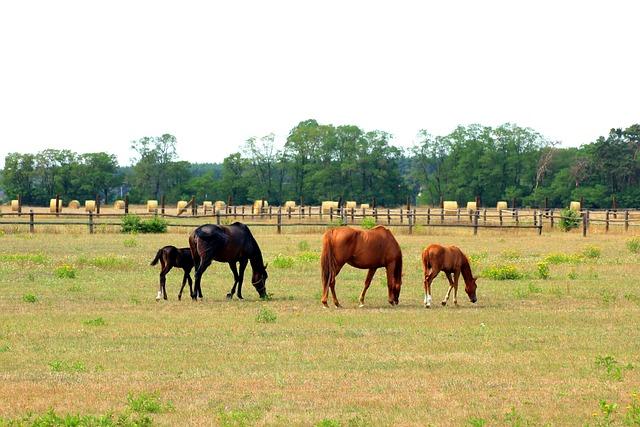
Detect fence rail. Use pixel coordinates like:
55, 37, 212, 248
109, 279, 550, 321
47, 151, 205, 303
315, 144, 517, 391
1, 205, 639, 236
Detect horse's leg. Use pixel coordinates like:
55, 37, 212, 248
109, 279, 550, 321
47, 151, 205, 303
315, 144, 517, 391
236, 258, 248, 300
423, 269, 438, 308
226, 262, 240, 300
157, 263, 171, 301
192, 256, 212, 301
326, 263, 343, 308
442, 272, 455, 306
385, 262, 398, 305
453, 270, 461, 306
178, 269, 189, 300
358, 268, 377, 308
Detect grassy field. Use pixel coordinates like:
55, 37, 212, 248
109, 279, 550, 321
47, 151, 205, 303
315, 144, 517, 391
0, 227, 639, 426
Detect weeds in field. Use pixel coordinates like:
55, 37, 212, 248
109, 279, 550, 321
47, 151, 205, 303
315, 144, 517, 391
55, 264, 76, 279
467, 417, 487, 427
127, 391, 172, 414
625, 392, 640, 425
544, 253, 582, 264
316, 419, 341, 427
482, 265, 523, 280
217, 405, 263, 427
361, 217, 376, 229
468, 252, 488, 264
123, 237, 138, 247
0, 344, 9, 353
297, 252, 320, 263
559, 208, 580, 232
514, 283, 543, 299
272, 254, 294, 268
501, 250, 521, 260
624, 293, 640, 305
256, 307, 277, 323
601, 290, 616, 304
77, 255, 132, 269
49, 360, 86, 373
0, 409, 153, 427
595, 355, 632, 381
627, 237, 640, 254
83, 317, 106, 326
298, 240, 310, 251
567, 271, 578, 280
536, 261, 550, 279
0, 253, 48, 264
582, 245, 602, 259
23, 293, 37, 303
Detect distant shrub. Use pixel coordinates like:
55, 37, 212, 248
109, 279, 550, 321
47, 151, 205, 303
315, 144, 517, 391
121, 214, 167, 234
627, 237, 640, 254
482, 265, 523, 280
256, 307, 277, 323
559, 208, 580, 232
55, 264, 76, 279
272, 254, 294, 269
536, 261, 550, 279
127, 392, 167, 414
582, 245, 601, 259
361, 217, 376, 229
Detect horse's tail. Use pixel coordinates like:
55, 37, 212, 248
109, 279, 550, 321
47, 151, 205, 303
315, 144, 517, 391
422, 247, 431, 273
150, 249, 162, 266
321, 230, 336, 286
189, 233, 200, 270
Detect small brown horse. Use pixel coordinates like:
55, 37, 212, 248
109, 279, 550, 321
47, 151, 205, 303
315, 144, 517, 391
150, 246, 194, 301
321, 226, 402, 307
421, 244, 478, 308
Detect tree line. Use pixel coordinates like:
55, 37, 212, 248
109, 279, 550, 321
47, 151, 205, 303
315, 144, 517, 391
2, 121, 639, 208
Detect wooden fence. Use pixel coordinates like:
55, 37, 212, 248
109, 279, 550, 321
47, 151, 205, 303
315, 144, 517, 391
1, 205, 639, 236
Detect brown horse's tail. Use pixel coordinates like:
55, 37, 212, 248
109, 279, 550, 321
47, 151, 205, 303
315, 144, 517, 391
150, 249, 162, 266
321, 230, 336, 286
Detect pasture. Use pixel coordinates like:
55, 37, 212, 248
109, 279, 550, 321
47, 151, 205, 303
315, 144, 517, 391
0, 228, 639, 426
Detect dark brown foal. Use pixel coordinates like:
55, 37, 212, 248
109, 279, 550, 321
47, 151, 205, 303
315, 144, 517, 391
150, 246, 194, 301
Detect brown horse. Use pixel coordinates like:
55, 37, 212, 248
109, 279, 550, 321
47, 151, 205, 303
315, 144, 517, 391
421, 244, 478, 308
321, 226, 402, 307
150, 246, 194, 301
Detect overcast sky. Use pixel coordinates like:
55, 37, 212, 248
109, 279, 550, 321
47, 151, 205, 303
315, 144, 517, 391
1, 1, 638, 168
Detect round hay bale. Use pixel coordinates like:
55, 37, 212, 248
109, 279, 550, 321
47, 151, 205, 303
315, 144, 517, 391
569, 201, 581, 211
114, 200, 125, 209
321, 201, 339, 214
202, 201, 213, 213
176, 200, 189, 214
214, 200, 226, 213
253, 200, 268, 214
284, 201, 296, 209
360, 203, 370, 210
443, 201, 458, 215
147, 200, 158, 213
497, 201, 508, 211
84, 200, 96, 212
11, 200, 20, 211
49, 198, 62, 213
345, 201, 357, 209
466, 201, 477, 212
68, 200, 81, 209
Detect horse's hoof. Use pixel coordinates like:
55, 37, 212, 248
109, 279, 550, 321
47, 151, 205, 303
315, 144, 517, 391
424, 304, 431, 309
237, 295, 243, 300
226, 293, 233, 300
358, 303, 365, 308
178, 296, 182, 301
155, 297, 160, 302
441, 302, 446, 306
322, 302, 329, 308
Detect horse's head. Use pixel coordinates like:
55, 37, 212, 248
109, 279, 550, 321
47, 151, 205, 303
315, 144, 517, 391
252, 263, 268, 298
465, 276, 478, 303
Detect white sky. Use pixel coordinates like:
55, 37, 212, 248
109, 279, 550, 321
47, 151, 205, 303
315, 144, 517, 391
1, 1, 639, 168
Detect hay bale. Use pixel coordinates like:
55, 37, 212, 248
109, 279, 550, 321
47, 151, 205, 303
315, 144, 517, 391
177, 200, 189, 214
497, 201, 508, 210
284, 201, 296, 209
443, 201, 458, 215
49, 199, 62, 213
84, 200, 96, 212
252, 200, 268, 214
147, 200, 158, 212
345, 201, 357, 209
11, 200, 20, 211
214, 200, 226, 213
68, 200, 81, 209
466, 201, 477, 212
114, 200, 125, 209
202, 201, 213, 213
321, 201, 339, 214
569, 201, 581, 211
360, 203, 370, 209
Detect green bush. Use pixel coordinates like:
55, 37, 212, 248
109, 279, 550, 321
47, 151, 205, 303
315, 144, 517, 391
627, 237, 640, 254
121, 214, 167, 234
127, 392, 167, 414
559, 208, 580, 232
482, 265, 523, 280
544, 253, 582, 264
361, 217, 376, 229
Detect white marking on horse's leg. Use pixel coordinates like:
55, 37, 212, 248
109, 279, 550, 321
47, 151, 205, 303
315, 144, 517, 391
424, 294, 432, 307
156, 290, 162, 301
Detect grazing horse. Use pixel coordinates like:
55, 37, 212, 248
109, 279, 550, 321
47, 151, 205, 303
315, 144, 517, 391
189, 222, 268, 301
150, 246, 194, 301
421, 244, 478, 308
321, 225, 402, 308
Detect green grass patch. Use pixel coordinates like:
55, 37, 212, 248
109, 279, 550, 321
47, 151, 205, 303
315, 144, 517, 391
255, 307, 277, 323
482, 265, 523, 280
536, 261, 550, 279
123, 237, 138, 248
0, 253, 49, 264
360, 217, 376, 229
582, 245, 601, 259
126, 391, 171, 414
627, 237, 640, 254
49, 360, 86, 373
297, 252, 320, 263
77, 255, 133, 269
54, 264, 77, 279
297, 240, 310, 251
23, 293, 37, 303
0, 409, 153, 427
272, 254, 294, 269
543, 252, 582, 264
83, 317, 106, 326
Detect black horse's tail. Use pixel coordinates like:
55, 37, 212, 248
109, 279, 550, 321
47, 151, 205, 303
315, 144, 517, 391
150, 248, 163, 266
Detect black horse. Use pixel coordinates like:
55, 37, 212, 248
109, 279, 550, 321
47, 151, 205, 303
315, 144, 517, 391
150, 246, 194, 301
189, 222, 268, 300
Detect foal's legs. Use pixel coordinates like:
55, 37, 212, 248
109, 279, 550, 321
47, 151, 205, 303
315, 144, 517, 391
192, 256, 212, 300
423, 269, 438, 308
226, 262, 240, 300
157, 262, 172, 301
358, 268, 377, 307
178, 268, 192, 300
441, 272, 455, 306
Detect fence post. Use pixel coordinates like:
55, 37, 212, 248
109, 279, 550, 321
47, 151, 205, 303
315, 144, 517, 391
288, 206, 292, 220
387, 208, 391, 225
269, 205, 272, 219
277, 208, 282, 234
400, 208, 403, 223
408, 209, 413, 235
538, 211, 543, 235
351, 207, 354, 223
374, 207, 378, 222
329, 207, 333, 222
18, 194, 22, 216
625, 210, 629, 232
427, 207, 431, 225
216, 210, 221, 225
161, 195, 165, 216
440, 206, 444, 223
605, 210, 610, 233
88, 211, 94, 234
533, 209, 537, 227
456, 208, 461, 222
96, 194, 101, 215
499, 209, 503, 226
124, 195, 129, 214
483, 208, 487, 224
582, 210, 588, 237
191, 196, 196, 216
550, 209, 554, 229
29, 209, 35, 233
515, 208, 519, 226
55, 194, 60, 217
473, 209, 478, 235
